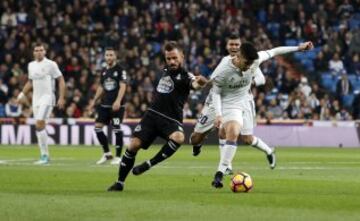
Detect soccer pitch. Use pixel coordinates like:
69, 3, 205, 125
0, 145, 360, 221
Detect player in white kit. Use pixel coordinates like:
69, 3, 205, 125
17, 43, 66, 164
191, 35, 313, 174
209, 41, 313, 188
191, 35, 267, 174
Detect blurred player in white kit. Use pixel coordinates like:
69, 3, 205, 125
17, 43, 66, 164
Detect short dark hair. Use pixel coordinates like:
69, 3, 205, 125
105, 47, 116, 52
228, 33, 240, 41
239, 42, 259, 61
33, 42, 45, 49
164, 41, 182, 52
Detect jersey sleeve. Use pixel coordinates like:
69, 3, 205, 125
119, 66, 129, 84
27, 63, 33, 80
257, 51, 272, 64
187, 72, 196, 89
253, 68, 265, 86
51, 61, 62, 78
258, 46, 299, 64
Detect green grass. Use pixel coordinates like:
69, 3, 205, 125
1, 145, 360, 221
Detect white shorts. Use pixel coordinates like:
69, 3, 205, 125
193, 104, 217, 134
222, 100, 256, 135
33, 105, 53, 121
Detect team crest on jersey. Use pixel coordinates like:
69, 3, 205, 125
176, 74, 181, 80
113, 71, 118, 77
157, 76, 174, 93
103, 77, 117, 91
134, 125, 142, 132
102, 72, 106, 76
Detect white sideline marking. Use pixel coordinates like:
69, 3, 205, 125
0, 160, 7, 164
4, 157, 74, 162
287, 161, 360, 165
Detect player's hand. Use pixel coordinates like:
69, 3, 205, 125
214, 115, 223, 129
195, 75, 208, 87
112, 102, 121, 111
298, 41, 314, 51
57, 97, 65, 110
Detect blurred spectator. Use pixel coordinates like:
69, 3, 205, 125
336, 72, 353, 100
314, 51, 329, 72
347, 53, 360, 76
267, 99, 282, 119
5, 97, 22, 117
299, 77, 311, 97
329, 53, 344, 76
0, 102, 5, 117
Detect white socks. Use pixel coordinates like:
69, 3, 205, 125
251, 136, 273, 155
217, 141, 237, 173
36, 129, 49, 156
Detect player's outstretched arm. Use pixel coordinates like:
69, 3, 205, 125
259, 41, 314, 63
57, 76, 66, 110
16, 80, 32, 104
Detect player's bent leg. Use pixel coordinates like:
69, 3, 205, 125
190, 132, 207, 156
132, 131, 184, 176
34, 120, 50, 165
95, 122, 113, 165
108, 137, 142, 192
241, 134, 276, 169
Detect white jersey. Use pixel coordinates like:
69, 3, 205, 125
211, 47, 299, 115
28, 57, 62, 106
204, 52, 268, 108
210, 56, 265, 110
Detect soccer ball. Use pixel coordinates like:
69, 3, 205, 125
230, 172, 253, 193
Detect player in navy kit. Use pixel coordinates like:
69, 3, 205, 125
108, 41, 208, 191
89, 48, 127, 165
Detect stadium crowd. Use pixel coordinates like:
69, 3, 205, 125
0, 0, 359, 120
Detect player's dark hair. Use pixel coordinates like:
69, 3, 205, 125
164, 41, 182, 52
228, 33, 240, 40
33, 42, 45, 49
105, 47, 116, 52
239, 42, 259, 61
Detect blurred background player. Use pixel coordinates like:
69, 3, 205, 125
89, 48, 127, 165
108, 41, 208, 191
17, 43, 66, 164
210, 41, 313, 188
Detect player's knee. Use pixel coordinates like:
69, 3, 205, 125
95, 122, 104, 129
240, 135, 253, 145
35, 121, 46, 130
218, 128, 226, 139
169, 132, 185, 144
190, 132, 204, 145
224, 124, 240, 141
129, 137, 142, 152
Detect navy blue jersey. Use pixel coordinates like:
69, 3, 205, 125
149, 67, 194, 124
100, 64, 127, 107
